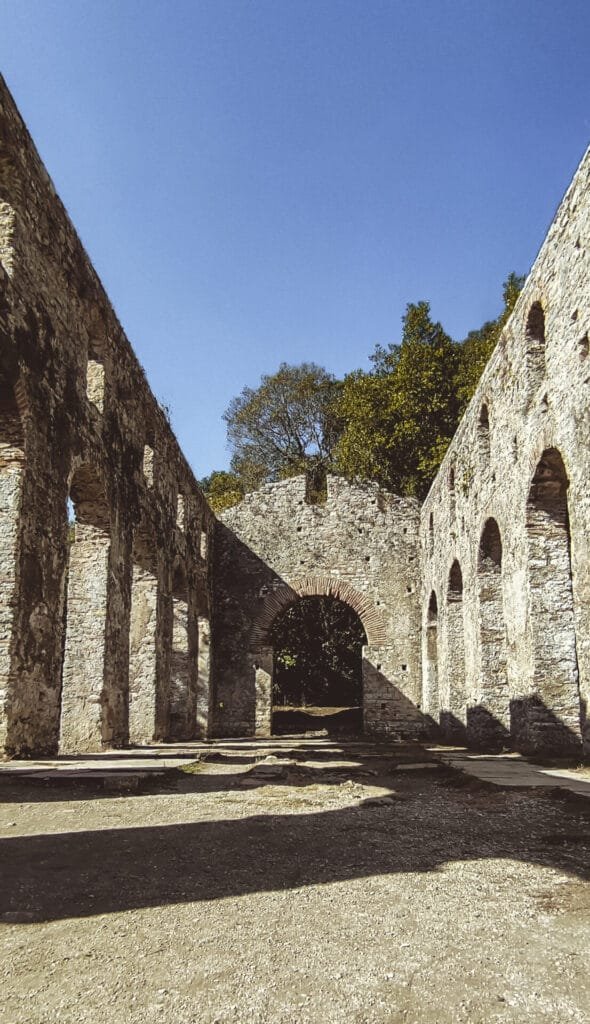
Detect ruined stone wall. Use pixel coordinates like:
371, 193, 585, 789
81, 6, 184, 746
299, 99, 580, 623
0, 75, 214, 755
421, 146, 590, 757
212, 475, 422, 738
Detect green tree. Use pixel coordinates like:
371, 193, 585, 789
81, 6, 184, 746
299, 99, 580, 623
224, 362, 342, 500
199, 470, 244, 514
271, 596, 366, 707
455, 272, 524, 410
335, 301, 461, 498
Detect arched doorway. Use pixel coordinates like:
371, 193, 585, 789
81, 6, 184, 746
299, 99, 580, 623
250, 576, 385, 737
522, 447, 581, 753
423, 591, 439, 723
270, 595, 367, 735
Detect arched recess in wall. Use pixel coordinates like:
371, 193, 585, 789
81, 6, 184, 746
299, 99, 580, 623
524, 302, 546, 400
472, 518, 508, 747
0, 158, 19, 276
251, 576, 387, 650
478, 403, 490, 462
128, 521, 158, 745
441, 560, 466, 740
60, 463, 111, 753
0, 372, 25, 750
523, 447, 581, 753
423, 590, 439, 723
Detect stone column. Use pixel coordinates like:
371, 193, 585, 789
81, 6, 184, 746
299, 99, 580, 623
0, 452, 22, 752
169, 596, 190, 740
254, 646, 273, 737
60, 521, 110, 752
196, 615, 211, 737
128, 563, 158, 744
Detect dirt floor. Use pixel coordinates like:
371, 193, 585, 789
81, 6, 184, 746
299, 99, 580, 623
1, 738, 590, 1024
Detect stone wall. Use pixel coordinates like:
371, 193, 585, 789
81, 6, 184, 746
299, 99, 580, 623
420, 145, 590, 757
1, 73, 589, 758
0, 75, 214, 755
212, 475, 423, 738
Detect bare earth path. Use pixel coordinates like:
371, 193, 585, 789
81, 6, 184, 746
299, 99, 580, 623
1, 738, 589, 1024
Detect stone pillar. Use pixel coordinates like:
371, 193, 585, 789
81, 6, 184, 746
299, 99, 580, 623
254, 646, 273, 737
128, 563, 158, 744
440, 600, 466, 741
60, 521, 110, 752
169, 596, 190, 740
0, 450, 22, 752
423, 622, 439, 723
196, 615, 211, 737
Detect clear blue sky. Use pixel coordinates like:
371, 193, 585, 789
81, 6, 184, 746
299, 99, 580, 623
1, 0, 589, 476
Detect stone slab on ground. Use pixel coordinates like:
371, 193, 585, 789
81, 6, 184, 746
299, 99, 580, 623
431, 747, 590, 798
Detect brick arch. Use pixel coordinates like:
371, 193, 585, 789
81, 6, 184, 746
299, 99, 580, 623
251, 575, 387, 648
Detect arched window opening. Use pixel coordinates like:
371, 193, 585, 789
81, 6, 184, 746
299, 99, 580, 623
442, 561, 466, 740
176, 492, 186, 531
128, 523, 158, 745
86, 339, 105, 413
423, 590, 439, 723
525, 302, 546, 396
200, 523, 208, 560
60, 464, 112, 752
449, 463, 456, 515
270, 595, 367, 736
472, 518, 508, 748
524, 448, 581, 754
448, 559, 463, 600
478, 403, 490, 461
143, 442, 154, 487
0, 159, 19, 276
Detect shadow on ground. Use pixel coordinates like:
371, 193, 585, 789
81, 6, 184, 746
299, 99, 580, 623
1, 741, 590, 925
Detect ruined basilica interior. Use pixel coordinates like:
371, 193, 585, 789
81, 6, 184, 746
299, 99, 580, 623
1, 75, 588, 761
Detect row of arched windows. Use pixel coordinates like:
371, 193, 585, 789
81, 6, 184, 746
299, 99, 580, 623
426, 447, 582, 753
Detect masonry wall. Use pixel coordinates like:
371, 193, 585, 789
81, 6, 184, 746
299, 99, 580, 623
0, 76, 214, 755
212, 475, 422, 738
420, 146, 590, 757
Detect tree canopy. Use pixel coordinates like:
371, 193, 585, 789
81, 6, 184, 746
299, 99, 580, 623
200, 273, 523, 509
223, 361, 341, 500
334, 301, 461, 499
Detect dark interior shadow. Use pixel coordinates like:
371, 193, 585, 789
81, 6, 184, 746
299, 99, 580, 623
272, 706, 362, 736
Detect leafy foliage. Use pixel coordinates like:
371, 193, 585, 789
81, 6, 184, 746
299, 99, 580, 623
455, 273, 525, 411
199, 470, 244, 514
334, 301, 461, 498
271, 596, 366, 707
224, 362, 342, 500
204, 274, 524, 508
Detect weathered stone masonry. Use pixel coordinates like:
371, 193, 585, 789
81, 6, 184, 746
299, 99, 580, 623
213, 475, 422, 738
0, 76, 214, 755
1, 74, 588, 758
420, 145, 590, 758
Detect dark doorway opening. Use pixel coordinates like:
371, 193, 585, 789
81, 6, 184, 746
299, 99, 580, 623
270, 595, 367, 735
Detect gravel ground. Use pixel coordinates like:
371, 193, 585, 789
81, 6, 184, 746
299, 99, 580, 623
1, 738, 589, 1024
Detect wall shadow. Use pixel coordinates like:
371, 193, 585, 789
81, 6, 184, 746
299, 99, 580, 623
1, 756, 589, 924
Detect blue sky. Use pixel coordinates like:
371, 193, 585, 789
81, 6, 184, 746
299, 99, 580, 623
1, 0, 589, 476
